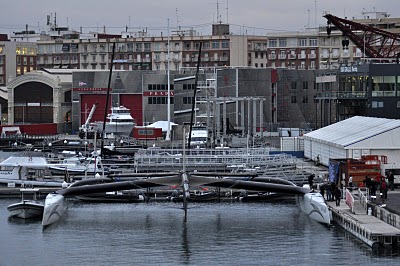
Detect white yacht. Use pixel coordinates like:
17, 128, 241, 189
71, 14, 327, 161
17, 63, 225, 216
91, 106, 136, 136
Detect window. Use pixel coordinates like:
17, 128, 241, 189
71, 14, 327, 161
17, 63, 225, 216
291, 96, 297, 103
203, 42, 210, 50
279, 39, 286, 47
269, 39, 277, 48
212, 41, 220, 49
302, 96, 309, 103
291, 81, 297, 90
372, 101, 384, 108
299, 39, 307, 47
183, 96, 194, 105
303, 82, 308, 90
184, 42, 191, 50
144, 43, 151, 51
221, 40, 229, 48
309, 39, 318, 46
135, 43, 142, 52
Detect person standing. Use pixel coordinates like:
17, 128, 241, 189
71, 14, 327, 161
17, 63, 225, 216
348, 175, 353, 191
380, 179, 388, 199
388, 171, 395, 191
334, 187, 342, 206
308, 174, 315, 191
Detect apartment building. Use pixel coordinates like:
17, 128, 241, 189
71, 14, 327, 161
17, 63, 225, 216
0, 34, 37, 86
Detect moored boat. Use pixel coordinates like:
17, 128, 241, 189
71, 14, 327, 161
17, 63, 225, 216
7, 188, 44, 219
91, 105, 136, 136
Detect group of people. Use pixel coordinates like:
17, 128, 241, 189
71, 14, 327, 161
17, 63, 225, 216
363, 175, 390, 202
319, 182, 342, 206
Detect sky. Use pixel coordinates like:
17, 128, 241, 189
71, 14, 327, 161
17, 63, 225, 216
1, 0, 399, 36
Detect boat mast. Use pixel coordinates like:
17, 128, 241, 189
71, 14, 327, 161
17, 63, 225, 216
100, 43, 116, 158
166, 19, 171, 141
187, 42, 202, 149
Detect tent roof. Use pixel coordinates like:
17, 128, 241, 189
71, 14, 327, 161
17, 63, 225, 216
304, 116, 400, 148
147, 121, 178, 132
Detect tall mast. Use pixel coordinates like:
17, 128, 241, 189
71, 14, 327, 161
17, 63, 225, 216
166, 19, 171, 141
100, 43, 116, 158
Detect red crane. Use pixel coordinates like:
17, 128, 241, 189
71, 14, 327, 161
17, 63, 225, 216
324, 13, 400, 60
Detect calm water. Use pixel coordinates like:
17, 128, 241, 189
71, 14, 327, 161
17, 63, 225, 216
0, 199, 399, 266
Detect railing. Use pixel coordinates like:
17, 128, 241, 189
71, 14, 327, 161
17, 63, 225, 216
314, 91, 368, 99
345, 188, 354, 213
358, 187, 369, 211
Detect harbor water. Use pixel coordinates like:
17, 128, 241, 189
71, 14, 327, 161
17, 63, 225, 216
0, 199, 399, 265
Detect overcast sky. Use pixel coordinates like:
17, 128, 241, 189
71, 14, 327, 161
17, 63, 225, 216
1, 0, 399, 36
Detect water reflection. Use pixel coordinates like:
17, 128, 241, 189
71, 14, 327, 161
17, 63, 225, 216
1, 200, 400, 265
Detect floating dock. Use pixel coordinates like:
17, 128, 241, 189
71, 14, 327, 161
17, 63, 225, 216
328, 188, 400, 248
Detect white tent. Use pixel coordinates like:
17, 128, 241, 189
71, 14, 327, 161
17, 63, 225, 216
304, 116, 400, 166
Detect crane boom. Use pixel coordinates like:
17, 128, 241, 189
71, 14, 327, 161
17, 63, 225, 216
324, 14, 400, 59
82, 103, 98, 132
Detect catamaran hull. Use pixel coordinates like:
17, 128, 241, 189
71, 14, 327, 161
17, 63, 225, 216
296, 192, 331, 225
42, 194, 67, 227
7, 200, 44, 219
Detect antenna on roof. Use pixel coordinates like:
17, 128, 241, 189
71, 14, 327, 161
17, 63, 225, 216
176, 8, 180, 28
226, 0, 229, 24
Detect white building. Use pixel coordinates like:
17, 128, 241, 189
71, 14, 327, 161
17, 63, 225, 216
303, 116, 400, 166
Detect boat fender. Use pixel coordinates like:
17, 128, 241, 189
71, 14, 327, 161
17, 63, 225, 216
62, 181, 68, 188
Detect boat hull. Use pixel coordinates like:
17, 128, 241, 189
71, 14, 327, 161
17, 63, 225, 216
7, 200, 44, 219
296, 192, 331, 225
42, 193, 67, 227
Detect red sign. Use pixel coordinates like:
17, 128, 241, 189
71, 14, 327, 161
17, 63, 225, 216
143, 91, 174, 97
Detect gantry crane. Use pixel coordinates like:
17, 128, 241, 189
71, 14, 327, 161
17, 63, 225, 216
324, 13, 400, 61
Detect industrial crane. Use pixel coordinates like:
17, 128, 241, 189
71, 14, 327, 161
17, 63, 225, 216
324, 13, 400, 62
78, 102, 99, 139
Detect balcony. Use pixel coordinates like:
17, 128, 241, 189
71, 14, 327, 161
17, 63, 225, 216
298, 54, 307, 59
134, 59, 142, 63
308, 54, 316, 59
278, 54, 286, 60
314, 91, 368, 99
288, 54, 297, 60
268, 55, 276, 60
220, 57, 228, 61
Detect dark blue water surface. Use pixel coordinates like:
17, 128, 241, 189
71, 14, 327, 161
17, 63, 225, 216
0, 199, 399, 266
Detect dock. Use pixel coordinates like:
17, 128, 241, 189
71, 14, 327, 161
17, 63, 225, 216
328, 188, 400, 248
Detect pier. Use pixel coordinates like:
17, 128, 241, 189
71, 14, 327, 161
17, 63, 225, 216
328, 188, 400, 248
